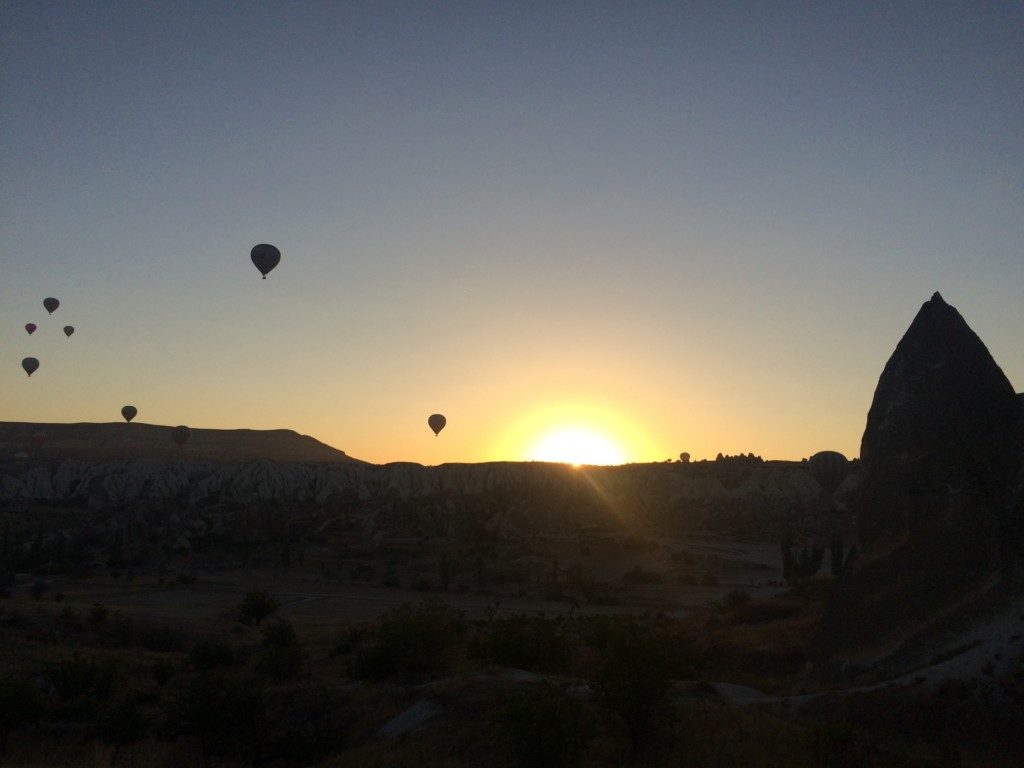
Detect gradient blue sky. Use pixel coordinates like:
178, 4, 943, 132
2, 1, 1022, 464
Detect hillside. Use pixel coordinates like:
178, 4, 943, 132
0, 421, 363, 464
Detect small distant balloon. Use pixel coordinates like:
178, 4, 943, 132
43, 298, 59, 314
679, 452, 691, 463
22, 357, 39, 377
250, 244, 281, 279
25, 323, 36, 335
121, 405, 137, 423
428, 414, 446, 436
808, 450, 849, 495
172, 425, 191, 447
63, 325, 75, 338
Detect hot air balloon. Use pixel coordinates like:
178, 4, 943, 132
121, 406, 137, 423
25, 323, 36, 335
173, 425, 191, 447
679, 452, 691, 463
22, 357, 39, 377
428, 414, 446, 436
43, 298, 59, 314
250, 244, 281, 279
63, 326, 74, 338
808, 451, 849, 494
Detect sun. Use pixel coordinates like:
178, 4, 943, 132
527, 426, 625, 467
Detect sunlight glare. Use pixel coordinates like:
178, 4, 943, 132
528, 426, 625, 466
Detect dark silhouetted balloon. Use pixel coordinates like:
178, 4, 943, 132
679, 452, 690, 463
121, 406, 137, 423
428, 414, 446, 436
43, 298, 59, 314
22, 357, 39, 377
25, 323, 36, 335
63, 325, 74, 338
808, 450, 849, 494
173, 425, 191, 447
250, 244, 281, 279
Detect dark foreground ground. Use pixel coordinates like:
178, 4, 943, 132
2, 530, 1022, 768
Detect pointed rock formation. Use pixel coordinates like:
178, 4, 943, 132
823, 293, 1023, 656
859, 292, 1022, 546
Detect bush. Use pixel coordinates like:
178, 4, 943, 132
502, 683, 589, 768
256, 619, 304, 681
95, 694, 147, 752
0, 674, 44, 753
622, 566, 664, 585
88, 602, 109, 625
163, 672, 266, 760
239, 590, 277, 626
722, 590, 752, 610
593, 624, 677, 748
479, 615, 573, 673
349, 600, 465, 679
189, 641, 237, 671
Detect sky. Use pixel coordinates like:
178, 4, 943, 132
2, 1, 1022, 465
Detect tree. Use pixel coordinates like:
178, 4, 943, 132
239, 590, 277, 626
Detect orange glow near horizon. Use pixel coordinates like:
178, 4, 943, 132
527, 426, 625, 466
491, 401, 659, 466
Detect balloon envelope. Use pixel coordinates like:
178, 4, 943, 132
250, 244, 281, 279
121, 405, 137, 423
43, 298, 59, 314
63, 325, 74, 338
21, 357, 39, 377
679, 452, 690, 463
808, 451, 849, 494
428, 414, 446, 436
172, 425, 191, 447
25, 323, 36, 335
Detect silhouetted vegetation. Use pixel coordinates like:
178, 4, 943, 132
239, 589, 278, 625
501, 682, 589, 768
479, 614, 573, 673
347, 600, 465, 678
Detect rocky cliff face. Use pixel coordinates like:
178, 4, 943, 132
0, 458, 855, 541
823, 293, 1024, 655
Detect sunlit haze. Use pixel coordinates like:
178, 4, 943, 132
2, 3, 1022, 465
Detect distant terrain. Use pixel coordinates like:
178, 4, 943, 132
0, 421, 362, 463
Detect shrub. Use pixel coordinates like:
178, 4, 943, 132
133, 622, 186, 652
722, 590, 752, 610
256, 619, 304, 681
0, 674, 44, 753
164, 672, 266, 760
95, 694, 147, 754
151, 659, 177, 687
502, 683, 589, 768
88, 602, 109, 625
479, 615, 573, 673
349, 600, 465, 679
593, 624, 676, 748
189, 641, 237, 671
622, 566, 664, 585
239, 590, 277, 626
